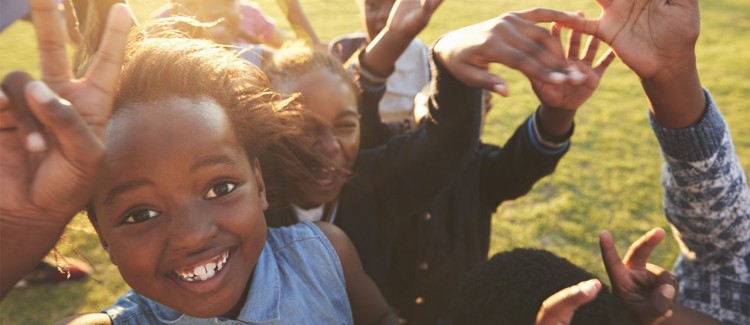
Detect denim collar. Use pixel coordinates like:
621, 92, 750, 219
236, 242, 281, 323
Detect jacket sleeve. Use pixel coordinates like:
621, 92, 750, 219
364, 47, 482, 215
480, 111, 570, 208
651, 89, 750, 265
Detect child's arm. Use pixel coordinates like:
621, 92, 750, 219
315, 223, 398, 325
275, 0, 322, 48
356, 0, 442, 78
0, 0, 132, 299
479, 24, 616, 207
532, 24, 615, 138
598, 229, 722, 325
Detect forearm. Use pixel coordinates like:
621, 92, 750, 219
277, 0, 320, 45
642, 56, 705, 129
361, 28, 414, 78
654, 94, 750, 261
0, 214, 71, 299
483, 114, 569, 205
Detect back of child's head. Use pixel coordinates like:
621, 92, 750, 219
263, 42, 358, 101
452, 248, 638, 325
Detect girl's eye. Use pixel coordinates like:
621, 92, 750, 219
124, 209, 160, 224
335, 121, 358, 132
205, 181, 237, 199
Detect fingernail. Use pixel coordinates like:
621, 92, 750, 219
549, 72, 567, 83
660, 285, 676, 300
664, 309, 673, 318
26, 132, 47, 152
492, 84, 507, 96
28, 81, 55, 104
579, 280, 599, 296
0, 88, 7, 102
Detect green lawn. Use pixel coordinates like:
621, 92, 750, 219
1, 0, 749, 323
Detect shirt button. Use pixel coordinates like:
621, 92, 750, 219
418, 262, 429, 271
415, 296, 424, 304
424, 212, 431, 221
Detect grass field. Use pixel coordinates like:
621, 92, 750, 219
1, 0, 749, 323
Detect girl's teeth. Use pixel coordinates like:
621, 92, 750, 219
175, 251, 229, 282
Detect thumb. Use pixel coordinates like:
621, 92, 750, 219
452, 62, 509, 96
25, 80, 105, 165
536, 279, 602, 325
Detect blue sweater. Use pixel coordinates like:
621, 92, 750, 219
651, 90, 750, 325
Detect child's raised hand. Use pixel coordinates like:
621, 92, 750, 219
433, 9, 583, 96
385, 0, 443, 40
0, 0, 132, 298
571, 0, 699, 81
531, 23, 616, 111
31, 0, 132, 140
600, 228, 679, 324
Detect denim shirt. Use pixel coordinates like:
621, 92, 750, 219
104, 222, 353, 324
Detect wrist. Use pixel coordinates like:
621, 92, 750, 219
537, 104, 576, 138
641, 55, 705, 128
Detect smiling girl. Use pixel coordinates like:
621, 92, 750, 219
55, 10, 396, 324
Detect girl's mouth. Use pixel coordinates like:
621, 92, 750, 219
315, 167, 336, 187
173, 251, 229, 282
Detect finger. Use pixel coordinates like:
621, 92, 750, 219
581, 35, 601, 65
422, 0, 444, 14
30, 0, 72, 84
25, 81, 104, 161
497, 45, 568, 86
457, 63, 509, 96
550, 22, 562, 49
0, 88, 12, 130
536, 279, 602, 325
503, 14, 568, 72
1, 71, 46, 151
83, 4, 134, 98
556, 18, 602, 41
515, 8, 581, 25
599, 230, 626, 283
644, 283, 676, 320
593, 49, 617, 76
623, 228, 665, 268
568, 28, 583, 61
596, 0, 614, 9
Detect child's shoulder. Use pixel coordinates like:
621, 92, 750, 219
266, 222, 338, 260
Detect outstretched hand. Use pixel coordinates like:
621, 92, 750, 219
386, 0, 443, 40
535, 279, 602, 325
532, 23, 616, 111
571, 0, 699, 81
600, 228, 679, 324
433, 9, 585, 96
0, 0, 132, 299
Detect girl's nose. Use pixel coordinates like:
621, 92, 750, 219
167, 203, 218, 253
315, 131, 342, 156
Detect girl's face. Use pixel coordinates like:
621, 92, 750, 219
358, 0, 396, 41
92, 97, 267, 318
289, 68, 359, 208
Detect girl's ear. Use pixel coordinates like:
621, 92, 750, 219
252, 158, 268, 211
